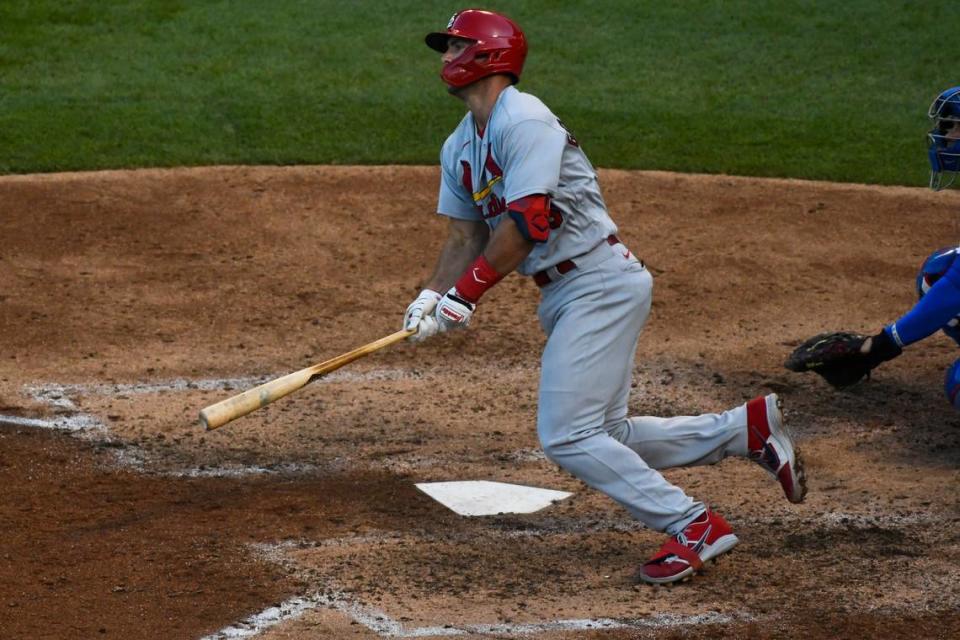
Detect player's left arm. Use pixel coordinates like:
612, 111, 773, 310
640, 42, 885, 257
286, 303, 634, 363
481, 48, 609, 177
849, 251, 960, 369
423, 218, 490, 294
433, 212, 535, 330
886, 254, 960, 347
484, 215, 536, 275
462, 117, 567, 291
434, 119, 566, 330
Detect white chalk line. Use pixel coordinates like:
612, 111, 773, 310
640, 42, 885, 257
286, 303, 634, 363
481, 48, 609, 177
4, 368, 541, 479
102, 443, 334, 478
0, 409, 334, 477
0, 399, 948, 530
1, 369, 424, 477
23, 367, 421, 401
199, 595, 322, 640
6, 376, 950, 637
203, 516, 951, 640
0, 413, 102, 431
4, 378, 540, 477
211, 540, 745, 638
2, 375, 953, 529
199, 588, 742, 639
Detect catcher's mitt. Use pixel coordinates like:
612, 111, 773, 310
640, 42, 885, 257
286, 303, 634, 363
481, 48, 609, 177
784, 331, 871, 389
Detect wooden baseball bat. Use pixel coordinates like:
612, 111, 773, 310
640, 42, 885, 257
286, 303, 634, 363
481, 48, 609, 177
199, 328, 415, 430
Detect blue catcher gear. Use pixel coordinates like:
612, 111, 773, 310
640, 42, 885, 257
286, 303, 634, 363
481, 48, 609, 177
944, 358, 960, 409
927, 87, 960, 190
916, 246, 960, 345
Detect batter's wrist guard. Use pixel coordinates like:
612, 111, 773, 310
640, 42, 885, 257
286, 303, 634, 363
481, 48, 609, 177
454, 255, 504, 303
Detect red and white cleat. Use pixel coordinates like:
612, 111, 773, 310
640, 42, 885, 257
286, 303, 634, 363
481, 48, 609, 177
746, 393, 807, 504
638, 509, 739, 585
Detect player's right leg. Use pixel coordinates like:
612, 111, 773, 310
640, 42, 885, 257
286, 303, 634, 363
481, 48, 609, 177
536, 255, 737, 584
536, 263, 706, 533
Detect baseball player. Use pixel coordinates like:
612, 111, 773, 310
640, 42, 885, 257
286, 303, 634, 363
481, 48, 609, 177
403, 9, 807, 585
786, 87, 960, 403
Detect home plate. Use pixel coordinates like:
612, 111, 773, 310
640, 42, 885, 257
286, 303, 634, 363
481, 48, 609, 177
415, 481, 573, 516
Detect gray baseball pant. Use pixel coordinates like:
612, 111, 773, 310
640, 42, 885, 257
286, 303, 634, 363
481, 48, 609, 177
535, 240, 749, 535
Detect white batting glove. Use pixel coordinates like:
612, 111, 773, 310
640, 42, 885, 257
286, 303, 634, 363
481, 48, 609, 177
435, 287, 476, 332
413, 315, 441, 342
404, 289, 442, 342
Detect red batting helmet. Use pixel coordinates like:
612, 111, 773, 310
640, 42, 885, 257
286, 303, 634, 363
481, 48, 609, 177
425, 9, 527, 88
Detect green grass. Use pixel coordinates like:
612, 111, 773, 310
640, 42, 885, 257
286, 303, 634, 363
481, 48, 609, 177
0, 1, 950, 184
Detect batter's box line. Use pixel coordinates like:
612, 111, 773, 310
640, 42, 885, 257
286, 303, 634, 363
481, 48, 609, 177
10, 371, 419, 424
1, 368, 425, 433
198, 588, 746, 639
211, 542, 747, 639
5, 364, 529, 433
0, 371, 411, 476
1, 372, 540, 478
21, 367, 422, 401
15, 362, 538, 409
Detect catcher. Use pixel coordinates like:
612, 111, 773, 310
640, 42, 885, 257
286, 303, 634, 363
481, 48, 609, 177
787, 87, 960, 405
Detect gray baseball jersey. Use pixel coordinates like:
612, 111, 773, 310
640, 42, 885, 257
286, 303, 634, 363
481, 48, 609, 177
437, 86, 617, 276
434, 86, 762, 536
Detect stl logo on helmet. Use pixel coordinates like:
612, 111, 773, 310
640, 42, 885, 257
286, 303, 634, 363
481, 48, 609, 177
446, 12, 459, 29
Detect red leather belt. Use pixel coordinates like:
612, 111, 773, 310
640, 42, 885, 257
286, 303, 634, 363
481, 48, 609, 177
533, 234, 621, 287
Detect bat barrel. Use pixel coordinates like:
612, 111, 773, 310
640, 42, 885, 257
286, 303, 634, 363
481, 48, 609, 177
199, 387, 269, 430
200, 368, 314, 430
198, 328, 415, 430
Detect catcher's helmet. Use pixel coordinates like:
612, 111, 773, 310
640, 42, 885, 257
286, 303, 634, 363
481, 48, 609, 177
425, 9, 527, 89
927, 86, 960, 190
916, 246, 960, 345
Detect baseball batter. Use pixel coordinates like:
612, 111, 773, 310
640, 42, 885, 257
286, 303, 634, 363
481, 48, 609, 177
403, 9, 807, 585
787, 87, 960, 403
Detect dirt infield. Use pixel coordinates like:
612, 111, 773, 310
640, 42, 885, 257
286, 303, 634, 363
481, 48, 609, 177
1, 166, 959, 639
